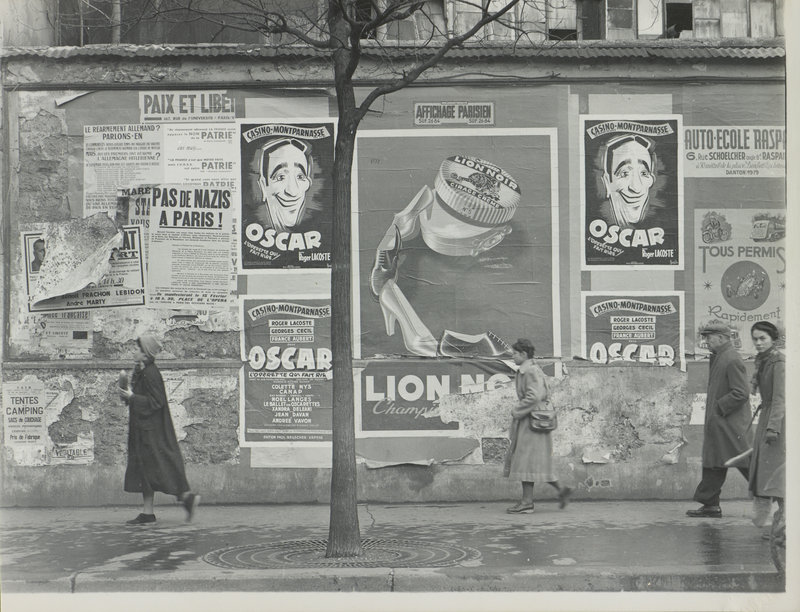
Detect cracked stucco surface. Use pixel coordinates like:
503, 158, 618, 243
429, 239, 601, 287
435, 366, 691, 465
3, 370, 239, 468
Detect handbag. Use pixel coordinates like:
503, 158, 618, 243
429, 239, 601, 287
528, 411, 557, 432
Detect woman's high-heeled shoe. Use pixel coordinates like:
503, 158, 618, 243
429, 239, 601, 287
379, 279, 438, 357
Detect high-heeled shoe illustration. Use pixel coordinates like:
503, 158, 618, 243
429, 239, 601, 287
379, 279, 438, 357
367, 155, 521, 358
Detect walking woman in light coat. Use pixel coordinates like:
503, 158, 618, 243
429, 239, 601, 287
504, 338, 571, 513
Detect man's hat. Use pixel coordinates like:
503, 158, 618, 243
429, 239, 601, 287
699, 322, 732, 337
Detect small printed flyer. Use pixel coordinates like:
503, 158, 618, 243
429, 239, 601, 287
2, 379, 49, 465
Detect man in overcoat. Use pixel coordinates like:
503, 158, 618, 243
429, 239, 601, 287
687, 322, 753, 517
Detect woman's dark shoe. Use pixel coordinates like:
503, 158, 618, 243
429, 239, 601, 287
686, 505, 722, 518
558, 486, 573, 509
182, 493, 200, 522
126, 513, 156, 525
506, 502, 535, 514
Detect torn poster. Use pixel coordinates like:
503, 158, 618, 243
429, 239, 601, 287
23, 214, 145, 312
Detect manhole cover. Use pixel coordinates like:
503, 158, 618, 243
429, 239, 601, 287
203, 538, 481, 568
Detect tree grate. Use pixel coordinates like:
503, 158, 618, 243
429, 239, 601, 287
202, 538, 481, 569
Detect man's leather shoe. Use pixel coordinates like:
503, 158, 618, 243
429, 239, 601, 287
686, 505, 722, 518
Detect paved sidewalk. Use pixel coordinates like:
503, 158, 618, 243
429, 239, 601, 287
0, 500, 785, 596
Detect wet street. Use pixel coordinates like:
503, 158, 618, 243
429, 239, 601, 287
0, 500, 781, 593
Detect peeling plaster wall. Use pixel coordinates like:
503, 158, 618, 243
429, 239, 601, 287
1, 366, 241, 505
425, 363, 735, 503
1, 363, 741, 505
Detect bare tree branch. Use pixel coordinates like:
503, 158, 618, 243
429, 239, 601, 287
355, 0, 521, 121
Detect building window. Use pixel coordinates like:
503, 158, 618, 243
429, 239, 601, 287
356, 0, 377, 39
547, 0, 578, 40
665, 1, 693, 38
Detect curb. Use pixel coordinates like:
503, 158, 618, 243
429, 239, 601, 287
73, 568, 395, 592
391, 566, 784, 592
2, 565, 783, 593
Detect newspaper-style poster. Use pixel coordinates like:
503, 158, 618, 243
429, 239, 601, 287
3, 379, 49, 466
163, 124, 240, 304
581, 116, 683, 269
582, 291, 685, 371
684, 126, 785, 178
240, 297, 332, 445
23, 222, 145, 313
163, 124, 238, 188
694, 209, 785, 356
146, 185, 234, 309
239, 121, 335, 270
83, 124, 163, 216
139, 90, 236, 123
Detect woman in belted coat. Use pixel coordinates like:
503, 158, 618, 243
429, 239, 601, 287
749, 322, 785, 508
503, 338, 571, 514
118, 334, 200, 524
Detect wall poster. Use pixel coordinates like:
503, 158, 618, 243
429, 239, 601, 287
683, 126, 785, 178
2, 379, 48, 465
240, 297, 333, 445
693, 208, 785, 356
354, 128, 560, 360
581, 115, 683, 269
146, 185, 235, 309
23, 225, 146, 313
139, 90, 236, 123
83, 124, 163, 217
239, 120, 335, 270
581, 291, 685, 371
356, 359, 514, 435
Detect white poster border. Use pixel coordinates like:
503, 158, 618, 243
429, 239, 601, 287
351, 127, 561, 361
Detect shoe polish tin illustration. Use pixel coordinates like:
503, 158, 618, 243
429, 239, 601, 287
421, 155, 520, 256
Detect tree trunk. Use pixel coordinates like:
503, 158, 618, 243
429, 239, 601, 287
326, 73, 362, 557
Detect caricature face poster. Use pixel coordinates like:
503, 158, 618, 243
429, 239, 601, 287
581, 116, 683, 269
239, 121, 335, 270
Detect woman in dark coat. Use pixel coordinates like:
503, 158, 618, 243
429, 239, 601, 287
503, 338, 571, 514
748, 322, 785, 524
118, 334, 199, 524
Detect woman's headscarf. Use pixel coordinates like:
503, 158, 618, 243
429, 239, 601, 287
137, 334, 163, 360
